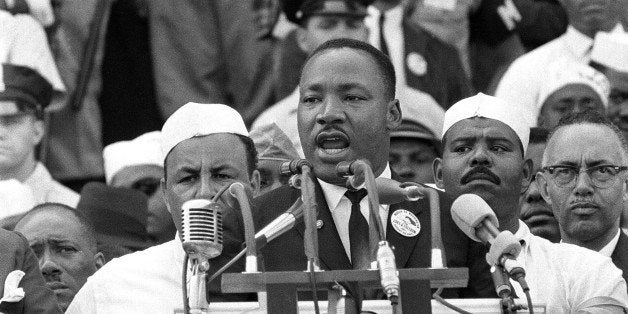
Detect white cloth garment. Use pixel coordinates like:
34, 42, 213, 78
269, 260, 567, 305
495, 24, 625, 126
510, 221, 628, 313
23, 162, 79, 207
365, 4, 406, 98
66, 239, 187, 313
599, 229, 621, 258
319, 164, 391, 261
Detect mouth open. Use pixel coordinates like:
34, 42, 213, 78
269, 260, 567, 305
316, 131, 350, 155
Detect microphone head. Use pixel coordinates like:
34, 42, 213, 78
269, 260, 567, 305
280, 159, 312, 175
181, 199, 223, 260
450, 194, 499, 242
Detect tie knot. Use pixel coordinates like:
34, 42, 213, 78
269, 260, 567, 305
345, 189, 367, 205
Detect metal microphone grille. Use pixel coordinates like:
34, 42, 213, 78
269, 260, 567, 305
181, 199, 223, 260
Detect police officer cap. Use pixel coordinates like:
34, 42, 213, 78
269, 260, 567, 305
0, 63, 52, 115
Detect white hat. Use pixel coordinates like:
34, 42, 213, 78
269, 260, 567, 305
103, 131, 163, 184
442, 93, 529, 153
591, 31, 628, 73
393, 87, 445, 140
0, 179, 35, 220
160, 103, 249, 159
536, 60, 610, 115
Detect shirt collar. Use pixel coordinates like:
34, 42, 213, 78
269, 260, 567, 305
599, 229, 621, 257
318, 163, 392, 210
367, 4, 403, 25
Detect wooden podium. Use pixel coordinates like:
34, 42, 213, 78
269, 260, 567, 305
222, 267, 468, 313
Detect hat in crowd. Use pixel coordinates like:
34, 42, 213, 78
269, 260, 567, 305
282, 0, 373, 25
161, 103, 249, 160
591, 31, 628, 73
536, 61, 610, 112
0, 63, 52, 114
250, 123, 300, 162
0, 179, 35, 220
443, 93, 529, 153
76, 182, 151, 250
103, 131, 163, 184
392, 87, 445, 141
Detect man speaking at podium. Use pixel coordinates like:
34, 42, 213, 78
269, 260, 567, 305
254, 38, 432, 301
433, 93, 628, 312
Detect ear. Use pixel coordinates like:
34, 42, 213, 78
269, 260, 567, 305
623, 177, 628, 202
386, 99, 402, 131
160, 178, 171, 213
93, 252, 105, 270
250, 169, 261, 198
520, 158, 533, 193
433, 157, 445, 189
296, 27, 310, 53
536, 172, 553, 205
31, 119, 44, 146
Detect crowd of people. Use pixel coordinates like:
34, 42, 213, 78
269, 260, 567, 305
1, 0, 628, 313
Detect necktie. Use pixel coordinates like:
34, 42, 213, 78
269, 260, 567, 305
379, 12, 389, 56
345, 189, 370, 269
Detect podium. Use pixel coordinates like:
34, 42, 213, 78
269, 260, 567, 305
222, 268, 468, 313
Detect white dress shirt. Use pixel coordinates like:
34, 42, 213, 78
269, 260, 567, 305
318, 164, 391, 262
599, 229, 621, 258
495, 24, 625, 127
365, 5, 407, 98
23, 162, 79, 207
510, 221, 628, 313
67, 239, 187, 313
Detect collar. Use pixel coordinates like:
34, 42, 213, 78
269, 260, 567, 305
514, 220, 531, 247
367, 4, 403, 25
318, 163, 392, 210
599, 229, 621, 257
563, 26, 594, 59
23, 162, 51, 186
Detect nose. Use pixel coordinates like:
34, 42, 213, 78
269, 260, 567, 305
316, 97, 345, 126
195, 177, 221, 200
470, 146, 491, 167
40, 249, 62, 281
525, 180, 543, 203
573, 169, 594, 197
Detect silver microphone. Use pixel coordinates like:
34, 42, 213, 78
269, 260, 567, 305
181, 199, 224, 260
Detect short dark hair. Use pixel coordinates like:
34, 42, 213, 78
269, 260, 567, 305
302, 38, 396, 100
549, 111, 628, 156
529, 127, 550, 145
16, 203, 98, 252
163, 134, 258, 180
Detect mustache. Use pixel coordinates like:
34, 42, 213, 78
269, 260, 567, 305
460, 166, 501, 185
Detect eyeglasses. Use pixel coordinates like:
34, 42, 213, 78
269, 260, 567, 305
541, 165, 628, 189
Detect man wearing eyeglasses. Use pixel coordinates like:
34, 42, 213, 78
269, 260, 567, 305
537, 111, 628, 287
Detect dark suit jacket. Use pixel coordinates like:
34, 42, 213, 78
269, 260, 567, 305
0, 229, 61, 314
611, 231, 628, 291
402, 20, 473, 109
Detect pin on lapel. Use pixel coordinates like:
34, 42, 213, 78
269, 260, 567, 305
316, 219, 324, 229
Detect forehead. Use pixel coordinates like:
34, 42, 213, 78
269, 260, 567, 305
445, 117, 521, 145
390, 138, 436, 152
165, 133, 248, 172
300, 48, 383, 91
546, 123, 625, 163
17, 209, 87, 242
547, 84, 599, 101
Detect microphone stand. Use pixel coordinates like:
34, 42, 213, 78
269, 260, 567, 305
188, 257, 210, 314
229, 183, 258, 273
301, 164, 321, 271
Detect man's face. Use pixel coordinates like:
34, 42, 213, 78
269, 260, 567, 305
434, 117, 528, 224
606, 69, 628, 139
389, 137, 439, 183
258, 159, 291, 195
15, 209, 103, 311
538, 84, 605, 129
299, 16, 368, 53
0, 102, 42, 176
519, 142, 561, 242
560, 0, 618, 36
111, 165, 174, 240
538, 124, 627, 243
298, 48, 400, 185
162, 134, 258, 234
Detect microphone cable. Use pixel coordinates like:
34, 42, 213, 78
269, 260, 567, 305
517, 277, 533, 314
432, 287, 472, 314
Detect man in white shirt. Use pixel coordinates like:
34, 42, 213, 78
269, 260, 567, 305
433, 93, 628, 312
537, 110, 628, 288
67, 103, 261, 313
0, 63, 78, 208
495, 0, 624, 126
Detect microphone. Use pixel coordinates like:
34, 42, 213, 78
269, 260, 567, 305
180, 199, 224, 312
375, 177, 424, 204
228, 183, 258, 273
280, 159, 313, 175
450, 194, 526, 280
253, 198, 304, 249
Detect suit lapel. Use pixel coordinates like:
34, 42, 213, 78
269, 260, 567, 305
611, 231, 628, 277
295, 180, 352, 270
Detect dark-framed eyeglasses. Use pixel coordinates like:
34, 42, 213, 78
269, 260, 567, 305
541, 165, 628, 189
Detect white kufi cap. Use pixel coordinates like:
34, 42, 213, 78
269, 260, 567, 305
591, 31, 628, 73
442, 93, 529, 153
161, 103, 248, 159
103, 131, 164, 183
0, 179, 35, 220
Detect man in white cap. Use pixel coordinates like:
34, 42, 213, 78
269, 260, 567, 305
591, 31, 628, 139
67, 103, 260, 313
536, 61, 610, 129
103, 131, 176, 244
433, 93, 628, 311
495, 0, 624, 126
